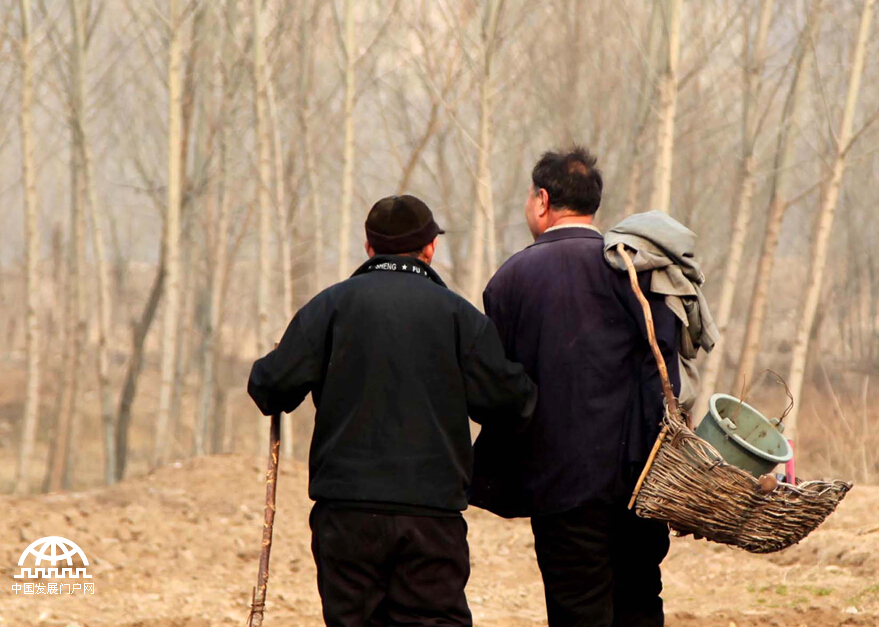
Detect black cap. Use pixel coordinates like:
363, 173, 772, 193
365, 195, 445, 254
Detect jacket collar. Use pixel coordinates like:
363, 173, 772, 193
352, 255, 447, 288
529, 225, 604, 248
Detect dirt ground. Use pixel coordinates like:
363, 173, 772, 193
0, 456, 876, 627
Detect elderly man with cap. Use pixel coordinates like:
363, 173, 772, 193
248, 194, 537, 627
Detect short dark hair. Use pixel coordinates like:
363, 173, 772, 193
531, 146, 603, 215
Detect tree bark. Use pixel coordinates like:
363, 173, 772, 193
785, 0, 875, 437
14, 0, 41, 495
337, 0, 356, 280
621, 3, 660, 218
267, 80, 293, 325
467, 0, 503, 305
298, 3, 323, 295
197, 0, 237, 457
49, 137, 86, 492
265, 30, 295, 459
115, 257, 164, 480
69, 0, 116, 485
253, 0, 273, 456
648, 0, 682, 214
155, 0, 183, 468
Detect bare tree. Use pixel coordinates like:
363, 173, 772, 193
67, 0, 116, 485
622, 2, 661, 218
4, 0, 879, 493
252, 0, 273, 455
467, 0, 504, 305
695, 0, 774, 419
298, 0, 323, 296
786, 0, 875, 436
197, 0, 239, 457
394, 2, 465, 194
734, 0, 824, 393
648, 0, 682, 214
14, 0, 41, 495
337, 0, 356, 280
154, 0, 184, 468
46, 4, 90, 490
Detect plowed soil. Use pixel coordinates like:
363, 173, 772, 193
1, 455, 876, 626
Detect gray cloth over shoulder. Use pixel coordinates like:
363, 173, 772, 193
604, 210, 718, 412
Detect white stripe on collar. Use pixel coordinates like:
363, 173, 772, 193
544, 223, 602, 235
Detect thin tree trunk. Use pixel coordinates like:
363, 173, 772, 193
561, 0, 582, 143
301, 1, 324, 297
49, 143, 86, 492
115, 257, 165, 480
15, 0, 41, 495
253, 0, 273, 455
267, 75, 295, 458
734, 0, 823, 393
467, 0, 503, 305
197, 0, 237, 457
187, 5, 214, 457
155, 0, 183, 468
484, 85, 498, 280
397, 100, 440, 194
267, 82, 293, 323
648, 0, 682, 214
620, 2, 660, 219
305, 129, 323, 294
695, 0, 774, 419
168, 2, 205, 455
69, 0, 115, 485
170, 213, 194, 452
82, 141, 115, 483
622, 149, 644, 218
786, 0, 875, 436
337, 0, 355, 280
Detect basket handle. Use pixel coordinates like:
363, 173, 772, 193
615, 244, 679, 417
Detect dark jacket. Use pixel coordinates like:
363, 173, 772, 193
248, 255, 537, 512
470, 227, 680, 518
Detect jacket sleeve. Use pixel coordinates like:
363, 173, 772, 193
247, 294, 330, 416
462, 315, 537, 427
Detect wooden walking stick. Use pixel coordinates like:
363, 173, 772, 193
246, 412, 282, 627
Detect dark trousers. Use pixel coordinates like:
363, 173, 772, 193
310, 502, 472, 627
530, 502, 670, 627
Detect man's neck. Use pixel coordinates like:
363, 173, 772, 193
547, 212, 594, 229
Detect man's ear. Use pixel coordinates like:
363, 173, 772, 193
365, 241, 376, 258
422, 237, 438, 264
538, 188, 550, 217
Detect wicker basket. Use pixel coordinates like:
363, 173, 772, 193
613, 243, 852, 554
631, 409, 851, 553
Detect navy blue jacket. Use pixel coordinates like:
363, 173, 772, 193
470, 227, 680, 517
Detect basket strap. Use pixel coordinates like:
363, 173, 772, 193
615, 243, 679, 416
617, 243, 681, 511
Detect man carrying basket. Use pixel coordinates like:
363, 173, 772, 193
470, 147, 681, 627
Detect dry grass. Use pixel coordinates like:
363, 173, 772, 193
796, 375, 879, 485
